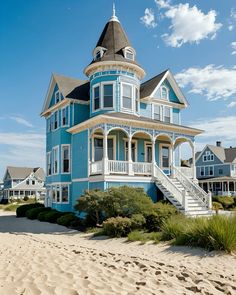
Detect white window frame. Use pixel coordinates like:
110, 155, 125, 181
199, 166, 214, 176
55, 90, 61, 104
101, 82, 115, 110
51, 111, 59, 131
152, 103, 162, 121
61, 144, 70, 174
163, 106, 172, 123
121, 82, 134, 113
61, 105, 70, 127
202, 151, 214, 162
144, 141, 153, 163
92, 135, 116, 162
123, 138, 137, 162
160, 86, 169, 100
61, 184, 70, 204
135, 87, 139, 113
159, 143, 171, 170
123, 47, 135, 61
52, 146, 59, 175
92, 83, 101, 112
46, 152, 51, 176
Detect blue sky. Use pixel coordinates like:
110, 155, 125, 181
0, 0, 236, 178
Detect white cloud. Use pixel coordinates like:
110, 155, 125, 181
231, 8, 236, 20
227, 101, 236, 108
9, 116, 34, 128
190, 116, 236, 151
231, 42, 236, 55
156, 2, 222, 47
175, 65, 236, 101
140, 8, 157, 28
0, 132, 45, 178
228, 25, 234, 31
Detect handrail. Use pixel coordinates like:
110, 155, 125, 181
173, 166, 211, 208
154, 165, 185, 207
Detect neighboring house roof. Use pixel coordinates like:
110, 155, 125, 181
196, 144, 236, 164
140, 70, 168, 98
4, 167, 45, 181
89, 18, 140, 67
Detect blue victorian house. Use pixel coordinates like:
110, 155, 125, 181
41, 8, 212, 216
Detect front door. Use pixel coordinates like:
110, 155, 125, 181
145, 143, 152, 163
160, 145, 170, 174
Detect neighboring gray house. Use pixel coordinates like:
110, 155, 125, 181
2, 167, 46, 200
196, 141, 236, 196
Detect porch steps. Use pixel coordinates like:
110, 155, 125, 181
155, 177, 212, 217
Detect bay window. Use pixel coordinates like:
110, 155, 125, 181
61, 185, 69, 203
93, 86, 100, 111
62, 106, 69, 126
47, 152, 51, 176
153, 105, 161, 121
103, 84, 113, 108
164, 107, 171, 123
122, 83, 132, 110
52, 146, 59, 174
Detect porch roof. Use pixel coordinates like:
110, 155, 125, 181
199, 176, 236, 182
67, 112, 203, 136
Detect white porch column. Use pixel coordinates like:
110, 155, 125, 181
192, 142, 197, 180
128, 136, 134, 175
170, 144, 174, 178
103, 126, 108, 175
152, 137, 156, 177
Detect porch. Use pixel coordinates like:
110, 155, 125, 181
199, 178, 236, 197
89, 125, 196, 179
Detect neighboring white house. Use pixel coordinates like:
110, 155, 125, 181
2, 166, 45, 201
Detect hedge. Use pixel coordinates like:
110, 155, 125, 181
26, 207, 51, 220
16, 203, 44, 217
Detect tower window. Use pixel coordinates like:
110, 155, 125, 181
124, 47, 135, 61
122, 84, 132, 110
103, 84, 113, 108
93, 86, 100, 111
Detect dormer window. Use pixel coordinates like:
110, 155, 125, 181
161, 86, 169, 100
123, 47, 135, 61
93, 46, 106, 61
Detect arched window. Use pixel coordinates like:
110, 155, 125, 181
161, 86, 169, 100
123, 47, 135, 61
93, 47, 107, 61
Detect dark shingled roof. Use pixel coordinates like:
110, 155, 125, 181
140, 70, 168, 98
53, 74, 90, 101
225, 147, 236, 162
90, 20, 140, 67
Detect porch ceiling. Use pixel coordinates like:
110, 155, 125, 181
67, 112, 203, 136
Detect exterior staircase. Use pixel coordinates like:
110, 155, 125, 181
154, 165, 212, 216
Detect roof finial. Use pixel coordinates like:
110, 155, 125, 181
110, 2, 119, 22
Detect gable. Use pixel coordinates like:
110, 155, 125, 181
196, 146, 224, 166
48, 84, 64, 108
152, 79, 180, 103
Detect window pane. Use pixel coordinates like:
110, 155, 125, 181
62, 146, 70, 173
123, 97, 132, 109
62, 185, 69, 202
103, 84, 113, 108
123, 84, 132, 97
164, 107, 171, 123
161, 87, 167, 99
154, 105, 160, 121
94, 86, 100, 110
162, 147, 169, 168
108, 138, 114, 160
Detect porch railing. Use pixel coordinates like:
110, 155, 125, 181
90, 160, 103, 175
108, 160, 129, 174
179, 167, 194, 179
132, 162, 152, 175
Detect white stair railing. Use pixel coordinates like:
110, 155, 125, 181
173, 166, 211, 209
154, 165, 185, 208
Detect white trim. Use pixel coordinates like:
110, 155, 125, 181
198, 165, 214, 177
52, 145, 59, 175
92, 82, 115, 113
121, 82, 135, 113
61, 144, 71, 174
144, 141, 152, 163
92, 134, 116, 161
51, 183, 70, 204
163, 105, 172, 124
72, 178, 89, 182
92, 83, 101, 112
160, 85, 169, 100
159, 143, 171, 170
123, 47, 136, 61
61, 105, 70, 128
89, 174, 154, 182
123, 138, 137, 162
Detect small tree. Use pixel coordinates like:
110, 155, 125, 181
74, 189, 104, 225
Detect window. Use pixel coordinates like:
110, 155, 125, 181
200, 167, 205, 176
153, 105, 161, 121
55, 91, 61, 104
163, 107, 171, 123
203, 151, 214, 162
52, 111, 58, 130
52, 147, 59, 174
219, 168, 223, 175
62, 145, 70, 173
32, 180, 35, 185
103, 84, 113, 108
95, 50, 101, 60
161, 146, 170, 168
93, 86, 100, 111
125, 49, 134, 60
93, 48, 106, 61
26, 180, 29, 185
61, 185, 69, 203
52, 187, 56, 202
199, 166, 214, 176
56, 185, 60, 202
209, 166, 214, 176
61, 106, 69, 127
124, 140, 137, 162
47, 117, 51, 132
93, 137, 115, 161
47, 152, 51, 176
161, 86, 168, 100
135, 88, 139, 112
122, 84, 132, 110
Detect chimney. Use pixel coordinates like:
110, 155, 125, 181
216, 141, 222, 147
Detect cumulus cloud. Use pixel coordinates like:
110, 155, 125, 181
175, 65, 236, 101
140, 8, 157, 28
228, 25, 234, 31
155, 1, 222, 47
189, 116, 236, 150
227, 101, 236, 108
9, 116, 34, 128
231, 8, 236, 20
231, 42, 236, 55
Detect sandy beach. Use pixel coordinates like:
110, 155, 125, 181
0, 210, 235, 295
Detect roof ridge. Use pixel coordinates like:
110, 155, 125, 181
141, 69, 169, 85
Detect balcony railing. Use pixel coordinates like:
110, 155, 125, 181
108, 160, 129, 174
132, 162, 152, 175
179, 167, 194, 179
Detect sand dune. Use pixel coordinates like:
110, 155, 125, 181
0, 210, 235, 295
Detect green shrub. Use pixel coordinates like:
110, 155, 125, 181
127, 230, 161, 243
103, 217, 132, 237
145, 213, 161, 232
43, 210, 64, 223
216, 196, 234, 209
16, 203, 44, 217
23, 196, 29, 201
130, 214, 146, 230
161, 215, 188, 241
26, 207, 51, 220
37, 210, 50, 221
212, 201, 223, 213
57, 214, 78, 227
